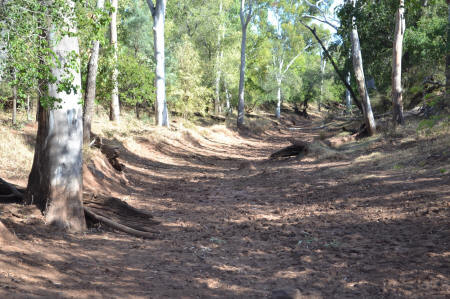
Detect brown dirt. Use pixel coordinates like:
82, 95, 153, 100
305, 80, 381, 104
0, 114, 449, 298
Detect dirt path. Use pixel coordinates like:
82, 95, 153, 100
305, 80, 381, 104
1, 116, 449, 298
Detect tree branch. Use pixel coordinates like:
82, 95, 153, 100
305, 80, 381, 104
302, 14, 338, 30
303, 0, 339, 27
300, 21, 363, 112
146, 0, 155, 15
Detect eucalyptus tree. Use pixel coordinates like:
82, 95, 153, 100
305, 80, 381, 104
24, 0, 86, 231
270, 1, 310, 118
237, 0, 255, 127
110, 0, 120, 122
446, 0, 450, 102
309, 0, 375, 134
349, 0, 376, 134
146, 0, 169, 127
392, 0, 405, 125
83, 0, 106, 143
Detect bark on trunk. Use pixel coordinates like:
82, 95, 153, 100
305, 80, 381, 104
12, 82, 16, 125
214, 1, 223, 115
224, 82, 231, 114
237, 0, 252, 128
83, 0, 105, 143
237, 27, 247, 127
109, 0, 120, 122
276, 79, 281, 119
446, 0, 450, 104
25, 0, 86, 232
147, 0, 169, 127
350, 3, 376, 135
319, 54, 326, 112
26, 95, 32, 121
392, 0, 405, 125
345, 72, 352, 112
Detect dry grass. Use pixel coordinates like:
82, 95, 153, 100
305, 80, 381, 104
0, 111, 34, 183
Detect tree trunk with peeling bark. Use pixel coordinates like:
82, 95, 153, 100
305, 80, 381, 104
392, 0, 405, 125
83, 0, 105, 143
109, 0, 120, 122
25, 0, 86, 232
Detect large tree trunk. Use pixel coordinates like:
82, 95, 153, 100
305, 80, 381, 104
237, 0, 252, 128
350, 1, 376, 135
446, 0, 450, 104
147, 0, 169, 127
392, 0, 405, 125
83, 0, 105, 143
25, 0, 86, 232
109, 0, 120, 122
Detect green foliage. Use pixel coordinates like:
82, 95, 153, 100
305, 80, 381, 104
118, 50, 155, 108
170, 37, 212, 117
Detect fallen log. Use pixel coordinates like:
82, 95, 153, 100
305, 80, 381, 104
270, 141, 310, 159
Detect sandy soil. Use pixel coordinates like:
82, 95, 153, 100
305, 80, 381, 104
0, 114, 449, 298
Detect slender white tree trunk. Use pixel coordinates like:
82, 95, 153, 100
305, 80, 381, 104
237, 0, 252, 128
147, 0, 169, 127
225, 83, 231, 114
350, 0, 376, 135
110, 0, 120, 122
25, 0, 86, 232
345, 72, 352, 112
214, 0, 223, 115
392, 0, 405, 125
12, 71, 16, 125
84, 0, 105, 143
276, 78, 282, 119
237, 25, 247, 127
319, 54, 326, 112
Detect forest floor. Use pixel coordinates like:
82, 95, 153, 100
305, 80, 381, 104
0, 109, 449, 298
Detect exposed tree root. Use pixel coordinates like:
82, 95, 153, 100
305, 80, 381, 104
0, 178, 158, 239
83, 207, 158, 239
0, 178, 25, 199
